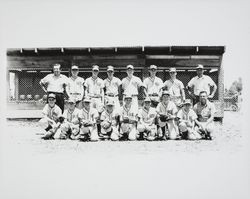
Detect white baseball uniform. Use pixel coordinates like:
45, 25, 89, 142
67, 76, 85, 102
143, 76, 163, 102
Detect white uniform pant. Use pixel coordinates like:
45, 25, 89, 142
120, 123, 138, 140
158, 119, 179, 140
101, 125, 119, 141
90, 97, 104, 112
38, 118, 58, 133
137, 123, 157, 136
195, 122, 215, 135
179, 122, 201, 140
80, 125, 99, 141
59, 121, 80, 139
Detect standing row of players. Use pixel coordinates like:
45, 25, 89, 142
39, 63, 217, 141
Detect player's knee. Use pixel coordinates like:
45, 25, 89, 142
179, 122, 187, 132
137, 124, 145, 133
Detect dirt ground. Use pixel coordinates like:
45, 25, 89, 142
0, 111, 249, 199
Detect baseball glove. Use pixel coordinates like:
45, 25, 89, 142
159, 114, 169, 122
102, 121, 111, 129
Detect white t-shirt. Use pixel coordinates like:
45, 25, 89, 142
104, 77, 122, 96
143, 76, 163, 95
40, 74, 69, 93
121, 75, 144, 95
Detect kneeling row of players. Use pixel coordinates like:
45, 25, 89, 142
39, 92, 214, 141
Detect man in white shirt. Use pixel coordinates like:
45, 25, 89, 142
187, 64, 217, 105
163, 67, 185, 107
121, 64, 145, 111
67, 65, 85, 109
143, 65, 164, 107
39, 63, 69, 112
104, 65, 122, 113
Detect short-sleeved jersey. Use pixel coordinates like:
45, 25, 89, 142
138, 107, 157, 124
121, 75, 143, 95
187, 75, 216, 96
193, 101, 216, 122
42, 104, 62, 121
177, 108, 197, 122
40, 74, 69, 93
120, 105, 138, 121
104, 77, 122, 96
85, 77, 104, 97
100, 110, 119, 126
68, 76, 85, 100
163, 79, 184, 97
143, 76, 163, 95
80, 107, 99, 122
62, 108, 81, 123
156, 101, 178, 115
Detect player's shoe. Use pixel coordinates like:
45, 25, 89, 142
41, 132, 54, 140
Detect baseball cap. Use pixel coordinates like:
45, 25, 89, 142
124, 94, 133, 99
71, 65, 79, 70
107, 65, 114, 72
92, 65, 99, 71
126, 65, 134, 70
149, 65, 157, 70
83, 97, 91, 103
196, 64, 204, 69
48, 93, 56, 99
144, 97, 151, 102
182, 99, 192, 105
162, 90, 171, 96
106, 100, 115, 106
169, 67, 176, 73
67, 98, 76, 104
53, 63, 61, 70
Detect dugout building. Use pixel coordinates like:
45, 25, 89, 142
6, 46, 225, 121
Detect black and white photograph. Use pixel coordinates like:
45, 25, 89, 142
0, 0, 249, 199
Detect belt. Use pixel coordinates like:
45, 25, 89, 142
70, 93, 81, 95
106, 94, 118, 97
49, 92, 64, 95
171, 96, 182, 99
149, 94, 159, 97
91, 96, 102, 98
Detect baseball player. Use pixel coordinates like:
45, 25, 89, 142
163, 67, 185, 108
78, 97, 99, 141
143, 65, 164, 108
119, 94, 138, 141
177, 99, 202, 140
187, 64, 217, 105
67, 65, 85, 109
39, 93, 63, 140
193, 91, 216, 140
59, 98, 82, 140
100, 99, 120, 141
103, 65, 122, 113
156, 90, 179, 140
137, 97, 157, 141
39, 63, 69, 113
121, 64, 145, 112
84, 65, 105, 112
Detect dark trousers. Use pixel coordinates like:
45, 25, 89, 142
192, 95, 200, 106
48, 92, 65, 113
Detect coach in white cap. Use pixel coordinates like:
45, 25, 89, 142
104, 65, 122, 113
143, 64, 164, 107
39, 63, 69, 112
67, 65, 85, 109
121, 64, 145, 111
84, 65, 105, 112
187, 64, 217, 105
163, 67, 185, 107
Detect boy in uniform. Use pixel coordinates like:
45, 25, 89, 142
156, 90, 179, 140
78, 97, 99, 141
100, 99, 120, 141
137, 97, 157, 141
119, 94, 138, 141
59, 98, 82, 139
39, 93, 62, 140
177, 99, 202, 140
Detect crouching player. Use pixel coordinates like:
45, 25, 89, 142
177, 99, 202, 140
78, 97, 99, 141
137, 97, 157, 141
156, 90, 179, 140
59, 98, 82, 139
193, 91, 215, 140
99, 99, 120, 141
39, 93, 62, 140
119, 94, 138, 141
